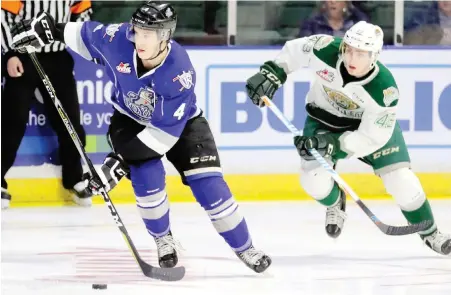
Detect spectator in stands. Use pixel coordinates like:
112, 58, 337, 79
204, 1, 220, 35
404, 0, 451, 45
299, 0, 369, 38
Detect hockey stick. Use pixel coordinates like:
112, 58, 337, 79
28, 51, 185, 281
260, 95, 433, 236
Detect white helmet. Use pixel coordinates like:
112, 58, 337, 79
341, 21, 384, 68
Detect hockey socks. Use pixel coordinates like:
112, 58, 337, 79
130, 159, 170, 237
188, 176, 252, 252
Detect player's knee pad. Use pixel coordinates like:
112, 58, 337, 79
299, 159, 335, 200
187, 176, 243, 234
381, 167, 426, 211
130, 158, 169, 236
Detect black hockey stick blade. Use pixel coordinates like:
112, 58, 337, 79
104, 191, 186, 282
381, 220, 434, 236
356, 200, 434, 236
139, 258, 186, 281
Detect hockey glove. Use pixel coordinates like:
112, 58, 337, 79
294, 133, 340, 161
11, 11, 56, 53
246, 61, 287, 107
85, 153, 130, 195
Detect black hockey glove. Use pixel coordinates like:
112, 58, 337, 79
11, 11, 56, 53
294, 133, 340, 161
85, 153, 130, 195
246, 61, 287, 107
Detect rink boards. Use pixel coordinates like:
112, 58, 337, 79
5, 173, 451, 207
5, 46, 451, 206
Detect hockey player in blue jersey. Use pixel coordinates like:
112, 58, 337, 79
11, 2, 271, 273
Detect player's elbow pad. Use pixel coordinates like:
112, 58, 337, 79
63, 22, 92, 60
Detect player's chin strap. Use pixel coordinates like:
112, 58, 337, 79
142, 41, 169, 61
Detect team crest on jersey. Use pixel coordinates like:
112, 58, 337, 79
313, 36, 334, 50
323, 85, 362, 118
124, 87, 157, 120
172, 70, 194, 91
383, 86, 399, 107
316, 69, 334, 82
104, 23, 122, 42
116, 62, 131, 74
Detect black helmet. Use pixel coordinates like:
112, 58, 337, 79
130, 1, 177, 39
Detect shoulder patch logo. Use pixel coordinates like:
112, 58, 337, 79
383, 86, 399, 107
314, 36, 334, 50
104, 23, 122, 42
173, 70, 194, 91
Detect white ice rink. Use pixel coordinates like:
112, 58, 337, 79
2, 200, 451, 295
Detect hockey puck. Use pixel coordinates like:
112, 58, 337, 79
92, 284, 107, 290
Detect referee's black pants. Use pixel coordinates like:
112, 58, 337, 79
1, 50, 86, 191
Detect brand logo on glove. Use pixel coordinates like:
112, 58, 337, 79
261, 69, 281, 88
40, 19, 54, 42
116, 168, 127, 177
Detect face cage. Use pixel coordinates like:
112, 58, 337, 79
125, 24, 172, 43
340, 42, 379, 69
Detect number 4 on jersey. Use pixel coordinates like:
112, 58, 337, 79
173, 103, 186, 120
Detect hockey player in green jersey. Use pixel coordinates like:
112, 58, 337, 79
245, 21, 450, 255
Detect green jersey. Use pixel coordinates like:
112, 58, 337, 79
274, 35, 400, 158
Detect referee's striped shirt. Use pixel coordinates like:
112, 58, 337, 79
1, 0, 92, 55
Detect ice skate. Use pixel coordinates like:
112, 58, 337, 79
71, 180, 92, 207
1, 188, 11, 209
236, 245, 272, 273
154, 231, 183, 268
325, 189, 347, 238
422, 230, 451, 255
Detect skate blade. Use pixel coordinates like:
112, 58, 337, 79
72, 195, 92, 207
1, 199, 10, 210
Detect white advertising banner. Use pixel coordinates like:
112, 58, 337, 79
7, 48, 451, 178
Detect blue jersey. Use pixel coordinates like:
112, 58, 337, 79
70, 21, 200, 154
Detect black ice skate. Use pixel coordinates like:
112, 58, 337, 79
325, 189, 347, 238
236, 246, 272, 273
422, 230, 451, 255
1, 188, 12, 210
70, 180, 92, 207
154, 231, 182, 268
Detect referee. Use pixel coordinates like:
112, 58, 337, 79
1, 0, 93, 209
